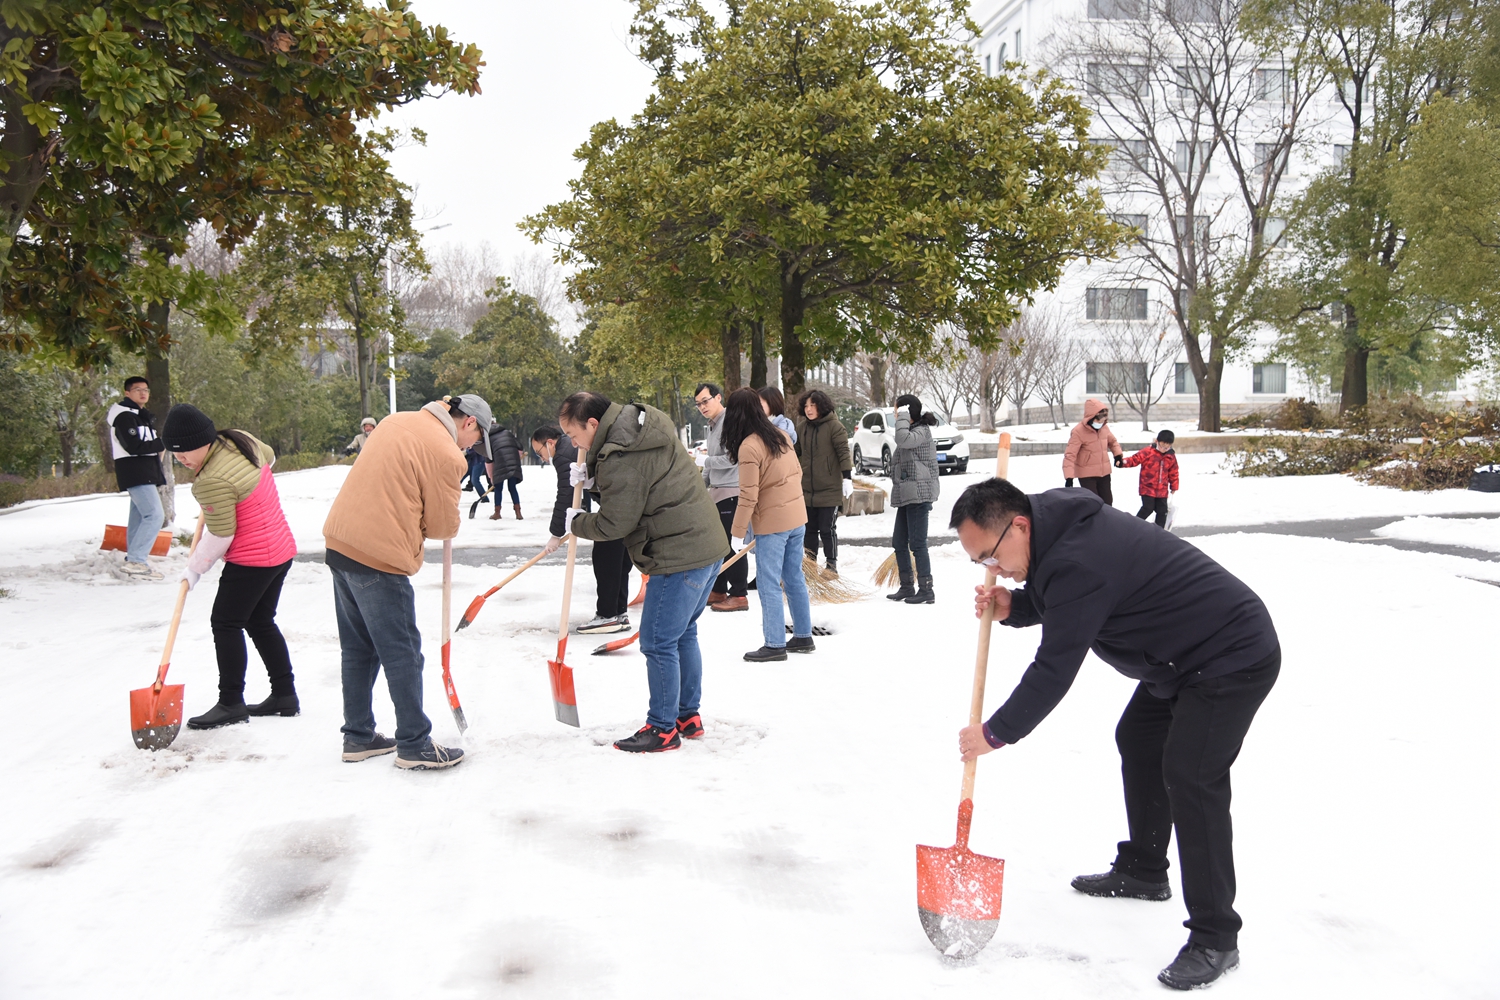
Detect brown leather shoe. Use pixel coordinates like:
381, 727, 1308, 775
710, 596, 749, 612
489, 508, 503, 520
708, 590, 727, 606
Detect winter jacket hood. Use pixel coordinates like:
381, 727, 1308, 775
322, 403, 466, 576
795, 412, 852, 508
1062, 397, 1122, 479
985, 487, 1278, 745
890, 410, 940, 507
107, 398, 166, 489
571, 401, 726, 575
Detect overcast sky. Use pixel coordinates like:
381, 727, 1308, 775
382, 1, 657, 264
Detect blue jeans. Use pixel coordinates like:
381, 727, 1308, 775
504, 477, 521, 504
753, 525, 812, 648
892, 502, 932, 579
639, 560, 720, 730
125, 484, 163, 564
331, 563, 432, 754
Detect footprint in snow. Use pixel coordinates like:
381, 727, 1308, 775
228, 817, 359, 923
13, 819, 116, 872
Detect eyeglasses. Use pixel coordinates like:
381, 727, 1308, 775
693, 396, 714, 410
972, 519, 1015, 568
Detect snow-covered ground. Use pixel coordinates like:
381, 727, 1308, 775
1, 457, 1496, 998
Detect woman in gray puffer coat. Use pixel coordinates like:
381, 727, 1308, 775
888, 393, 940, 604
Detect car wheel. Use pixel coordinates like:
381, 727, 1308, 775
852, 445, 864, 473
881, 447, 891, 478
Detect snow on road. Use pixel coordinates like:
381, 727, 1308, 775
0, 458, 1494, 998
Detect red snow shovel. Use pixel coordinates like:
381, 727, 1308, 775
440, 539, 468, 734
547, 480, 587, 726
628, 574, 648, 607
454, 541, 565, 631
592, 541, 756, 655
129, 513, 205, 750
916, 433, 1011, 960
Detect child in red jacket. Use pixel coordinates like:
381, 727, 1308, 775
1120, 429, 1180, 527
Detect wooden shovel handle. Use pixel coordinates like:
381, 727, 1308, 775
960, 433, 1012, 802
719, 539, 755, 573
155, 513, 206, 688
442, 539, 452, 645
555, 479, 586, 648
489, 540, 566, 596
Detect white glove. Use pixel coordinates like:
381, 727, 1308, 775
563, 508, 584, 536
568, 462, 593, 489
841, 479, 854, 498
542, 534, 563, 556
182, 568, 201, 591
731, 535, 746, 553
694, 452, 708, 468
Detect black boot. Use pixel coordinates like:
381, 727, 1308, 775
905, 575, 934, 604
1157, 942, 1239, 990
246, 693, 300, 717
1070, 869, 1172, 901
887, 572, 915, 601
187, 702, 249, 730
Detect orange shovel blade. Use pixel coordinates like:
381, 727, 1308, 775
916, 799, 1004, 960
129, 680, 184, 751
102, 526, 173, 556
547, 642, 579, 727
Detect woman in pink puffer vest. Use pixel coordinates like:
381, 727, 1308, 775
162, 404, 299, 731
1062, 397, 1124, 506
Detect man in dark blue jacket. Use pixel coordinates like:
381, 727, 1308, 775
952, 479, 1279, 991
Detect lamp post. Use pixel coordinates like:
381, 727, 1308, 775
387, 222, 451, 414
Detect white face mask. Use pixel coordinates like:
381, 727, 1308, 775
1090, 419, 1104, 430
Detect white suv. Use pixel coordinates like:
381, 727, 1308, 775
850, 408, 970, 477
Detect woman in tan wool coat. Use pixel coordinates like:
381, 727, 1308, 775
724, 389, 815, 663
1063, 397, 1124, 506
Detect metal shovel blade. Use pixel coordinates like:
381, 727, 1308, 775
548, 644, 579, 727
129, 681, 184, 751
592, 630, 639, 655
916, 799, 1004, 960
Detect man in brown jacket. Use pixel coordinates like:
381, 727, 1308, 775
1063, 397, 1124, 506
323, 394, 491, 770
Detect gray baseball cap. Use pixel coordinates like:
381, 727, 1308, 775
452, 393, 494, 459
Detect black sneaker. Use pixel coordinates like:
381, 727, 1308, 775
676, 713, 704, 739
1157, 942, 1239, 990
186, 702, 249, 730
786, 636, 816, 654
246, 693, 300, 717
578, 614, 630, 634
1070, 869, 1172, 901
342, 733, 397, 761
743, 645, 788, 662
614, 724, 681, 753
396, 741, 465, 770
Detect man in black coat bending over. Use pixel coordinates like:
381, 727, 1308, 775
952, 479, 1279, 991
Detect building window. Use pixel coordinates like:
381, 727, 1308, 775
1093, 137, 1150, 174
1333, 143, 1351, 167
1089, 0, 1143, 18
1166, 0, 1220, 21
1087, 62, 1149, 95
985, 54, 992, 76
1264, 216, 1288, 245
1172, 214, 1210, 248
998, 42, 1007, 61
1174, 140, 1212, 173
1087, 362, 1149, 394
1174, 64, 1196, 99
1253, 363, 1287, 394
1086, 287, 1149, 320
1254, 142, 1288, 183
1175, 363, 1198, 394
1254, 68, 1287, 103
1015, 29, 1022, 61
1112, 213, 1149, 238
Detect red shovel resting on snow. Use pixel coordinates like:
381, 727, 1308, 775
129, 513, 205, 750
916, 433, 1011, 959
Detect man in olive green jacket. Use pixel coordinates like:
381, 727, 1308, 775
560, 392, 725, 753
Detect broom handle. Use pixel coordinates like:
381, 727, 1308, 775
719, 539, 755, 573
156, 513, 206, 687
959, 433, 1012, 802
555, 479, 586, 648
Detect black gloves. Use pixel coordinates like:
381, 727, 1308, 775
1114, 454, 1125, 468
1065, 478, 1075, 487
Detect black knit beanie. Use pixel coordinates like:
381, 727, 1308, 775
894, 394, 922, 420
162, 403, 217, 452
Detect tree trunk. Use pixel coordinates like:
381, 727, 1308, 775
779, 272, 806, 404
95, 416, 115, 475
750, 318, 767, 389
721, 321, 742, 391
867, 354, 889, 408
1196, 359, 1223, 432
1339, 307, 1367, 412
0, 89, 54, 267
354, 330, 371, 425
144, 292, 176, 523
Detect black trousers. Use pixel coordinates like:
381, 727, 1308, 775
1136, 495, 1169, 527
1113, 647, 1280, 951
712, 497, 749, 596
804, 505, 839, 566
892, 501, 932, 579
592, 537, 632, 618
1078, 475, 1113, 505
211, 559, 295, 705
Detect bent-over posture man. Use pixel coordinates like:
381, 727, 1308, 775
952, 479, 1279, 991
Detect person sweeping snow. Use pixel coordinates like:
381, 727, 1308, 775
161, 404, 299, 730
1121, 429, 1180, 527
722, 388, 814, 662
951, 478, 1279, 991
558, 391, 725, 752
